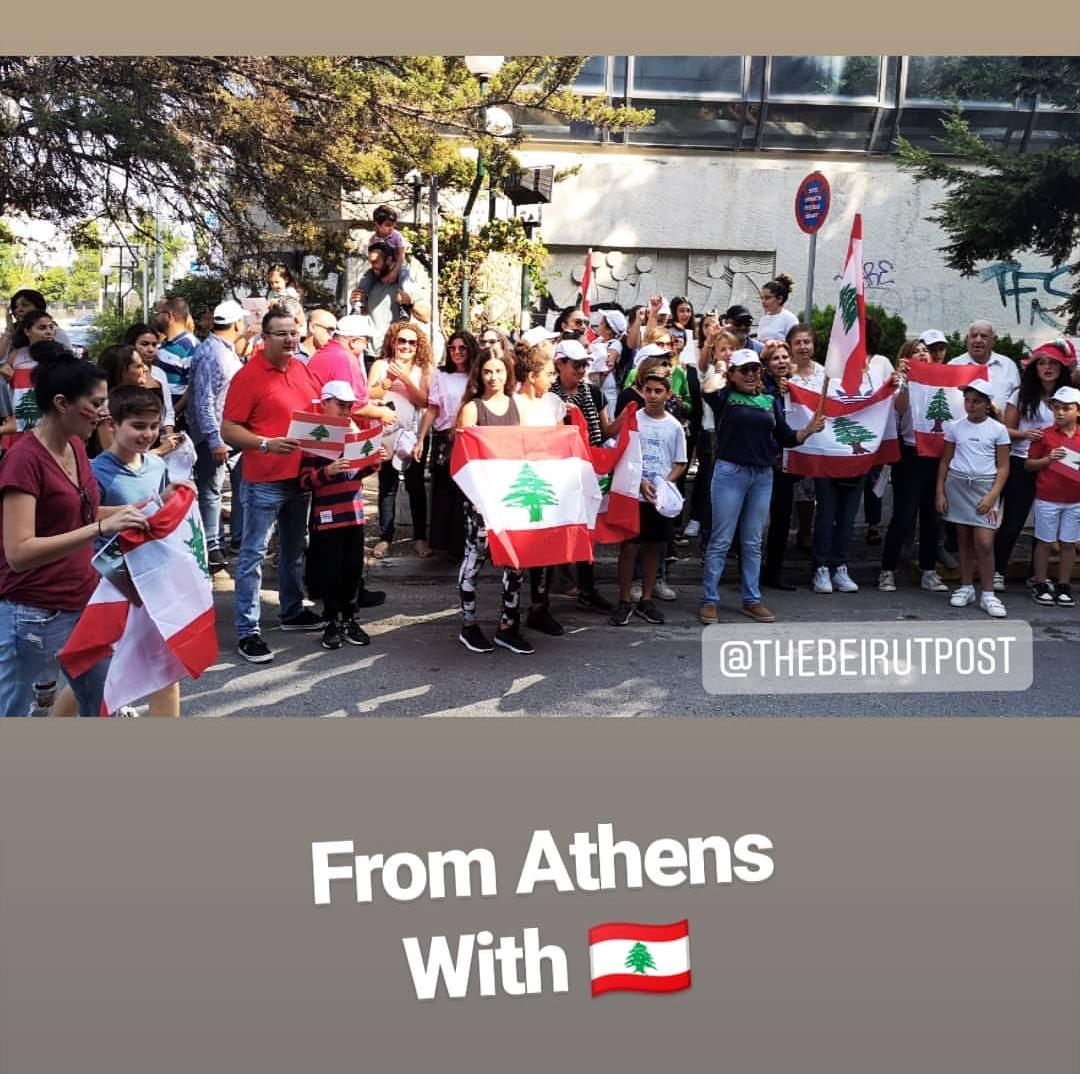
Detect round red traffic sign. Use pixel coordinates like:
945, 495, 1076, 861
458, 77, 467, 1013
795, 172, 831, 235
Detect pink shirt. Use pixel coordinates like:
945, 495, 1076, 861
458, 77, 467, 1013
307, 339, 371, 410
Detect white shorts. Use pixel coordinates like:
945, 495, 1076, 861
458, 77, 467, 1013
1033, 499, 1080, 544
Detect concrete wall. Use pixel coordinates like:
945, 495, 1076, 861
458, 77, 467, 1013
515, 147, 1073, 344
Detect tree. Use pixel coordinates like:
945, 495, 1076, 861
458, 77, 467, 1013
0, 221, 35, 297
502, 463, 558, 523
926, 388, 954, 432
897, 59, 1080, 333
309, 424, 330, 442
624, 942, 656, 974
831, 416, 875, 454
185, 516, 210, 581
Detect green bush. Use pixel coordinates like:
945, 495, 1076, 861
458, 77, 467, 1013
88, 304, 145, 361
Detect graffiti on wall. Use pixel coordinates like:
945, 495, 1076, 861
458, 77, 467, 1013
978, 261, 1069, 331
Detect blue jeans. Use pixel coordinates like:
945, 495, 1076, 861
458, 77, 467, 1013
234, 479, 311, 640
701, 460, 773, 607
812, 476, 865, 570
228, 453, 244, 546
0, 601, 109, 717
194, 440, 226, 551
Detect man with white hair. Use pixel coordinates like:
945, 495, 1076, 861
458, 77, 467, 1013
947, 321, 1020, 412
308, 315, 396, 429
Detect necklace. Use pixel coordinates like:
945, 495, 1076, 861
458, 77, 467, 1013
33, 428, 78, 485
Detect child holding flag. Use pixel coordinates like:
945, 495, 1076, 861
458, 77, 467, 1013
1024, 385, 1080, 608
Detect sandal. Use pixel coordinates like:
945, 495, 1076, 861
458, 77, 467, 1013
414, 540, 432, 558
372, 540, 390, 559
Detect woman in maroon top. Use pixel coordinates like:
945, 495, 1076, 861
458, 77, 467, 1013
0, 357, 149, 716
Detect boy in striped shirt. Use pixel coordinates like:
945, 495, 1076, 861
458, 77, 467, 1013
298, 381, 379, 650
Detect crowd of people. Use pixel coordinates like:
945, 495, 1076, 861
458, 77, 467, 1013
1, 262, 1078, 715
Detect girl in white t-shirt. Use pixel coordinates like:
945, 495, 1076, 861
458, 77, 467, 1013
936, 381, 1011, 617
757, 275, 799, 342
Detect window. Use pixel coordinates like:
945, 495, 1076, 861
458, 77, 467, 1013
769, 56, 880, 100
631, 56, 743, 98
905, 56, 1022, 104
627, 99, 743, 147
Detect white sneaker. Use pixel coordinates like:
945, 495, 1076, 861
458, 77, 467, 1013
832, 565, 859, 593
950, 585, 976, 608
921, 570, 948, 592
653, 579, 678, 601
112, 706, 140, 718
980, 592, 1007, 618
812, 566, 833, 593
878, 570, 896, 592
683, 520, 700, 538
992, 572, 1006, 592
629, 581, 643, 603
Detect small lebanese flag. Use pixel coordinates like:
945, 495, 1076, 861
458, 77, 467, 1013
11, 362, 41, 433
569, 403, 642, 544
451, 425, 602, 569
287, 410, 350, 459
60, 486, 217, 714
580, 249, 597, 343
589, 919, 691, 997
823, 214, 867, 398
342, 425, 382, 471
1050, 443, 1080, 485
786, 380, 900, 478
908, 362, 983, 458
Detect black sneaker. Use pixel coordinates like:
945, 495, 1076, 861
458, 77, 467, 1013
577, 590, 614, 614
1032, 581, 1057, 606
280, 609, 328, 631
238, 634, 273, 663
526, 609, 564, 636
634, 600, 665, 625
342, 618, 371, 646
208, 547, 228, 573
1055, 583, 1075, 608
321, 621, 343, 650
356, 586, 386, 609
459, 623, 494, 653
609, 600, 634, 626
494, 627, 534, 655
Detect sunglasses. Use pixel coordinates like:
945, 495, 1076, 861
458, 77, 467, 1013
78, 486, 95, 526
733, 364, 762, 375
396, 338, 419, 348
481, 336, 500, 345
448, 343, 469, 352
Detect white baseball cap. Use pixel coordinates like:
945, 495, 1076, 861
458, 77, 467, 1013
336, 315, 376, 339
728, 348, 764, 368
212, 299, 245, 326
554, 339, 589, 363
522, 326, 560, 347
1051, 385, 1080, 405
961, 378, 994, 400
919, 329, 948, 346
320, 380, 357, 403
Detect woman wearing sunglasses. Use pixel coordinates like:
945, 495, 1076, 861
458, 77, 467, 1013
368, 321, 433, 559
0, 356, 150, 717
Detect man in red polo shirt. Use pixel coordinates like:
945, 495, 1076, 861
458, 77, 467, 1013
222, 310, 324, 663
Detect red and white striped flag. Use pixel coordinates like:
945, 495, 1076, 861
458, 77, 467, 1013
569, 403, 642, 544
907, 362, 984, 458
786, 380, 900, 477
823, 214, 867, 398
59, 486, 218, 715
287, 410, 350, 459
589, 920, 691, 997
580, 249, 597, 343
451, 425, 602, 569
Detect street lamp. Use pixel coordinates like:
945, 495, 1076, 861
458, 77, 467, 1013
459, 56, 505, 330
100, 265, 112, 313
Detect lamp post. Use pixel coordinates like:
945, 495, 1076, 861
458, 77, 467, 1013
460, 56, 504, 330
100, 265, 112, 313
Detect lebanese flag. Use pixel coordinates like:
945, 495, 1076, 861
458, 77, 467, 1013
1051, 444, 1080, 484
342, 425, 382, 471
786, 380, 900, 477
589, 920, 691, 997
568, 403, 642, 544
286, 410, 350, 459
823, 214, 867, 398
580, 249, 597, 343
907, 362, 983, 458
11, 362, 40, 433
451, 425, 602, 569
60, 486, 218, 714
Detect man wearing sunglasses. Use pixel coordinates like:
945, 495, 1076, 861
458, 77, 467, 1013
721, 304, 763, 355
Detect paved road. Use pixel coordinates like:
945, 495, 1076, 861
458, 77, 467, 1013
180, 546, 1078, 718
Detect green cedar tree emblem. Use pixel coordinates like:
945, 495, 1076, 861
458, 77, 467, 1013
926, 388, 953, 432
831, 415, 874, 455
358, 437, 374, 455
598, 473, 613, 495
185, 515, 210, 580
14, 391, 40, 428
502, 463, 558, 523
625, 942, 657, 974
839, 282, 859, 333
309, 424, 330, 441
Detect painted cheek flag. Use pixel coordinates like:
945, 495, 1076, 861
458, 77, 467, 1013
589, 920, 691, 997
907, 362, 984, 458
786, 380, 900, 478
568, 403, 642, 544
580, 249, 597, 343
286, 410, 350, 459
823, 213, 867, 399
451, 425, 602, 569
59, 485, 218, 715
342, 425, 383, 472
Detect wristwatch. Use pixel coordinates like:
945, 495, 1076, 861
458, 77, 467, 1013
258, 438, 270, 454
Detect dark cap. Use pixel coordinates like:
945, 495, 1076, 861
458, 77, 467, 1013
724, 304, 753, 322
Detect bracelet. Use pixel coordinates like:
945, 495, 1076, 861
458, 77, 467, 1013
97, 520, 103, 538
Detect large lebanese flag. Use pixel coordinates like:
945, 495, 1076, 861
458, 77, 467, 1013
907, 362, 984, 458
786, 380, 900, 477
568, 403, 642, 545
60, 486, 218, 714
823, 214, 867, 397
451, 426, 602, 569
589, 920, 691, 997
286, 410, 350, 459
